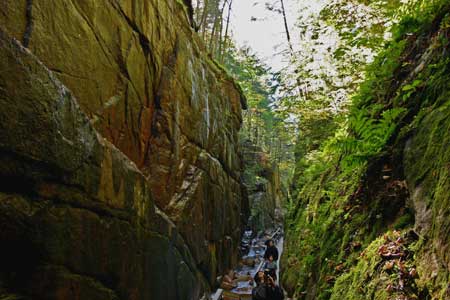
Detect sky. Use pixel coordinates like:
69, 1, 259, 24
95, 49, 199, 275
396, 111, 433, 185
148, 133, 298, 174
230, 0, 326, 71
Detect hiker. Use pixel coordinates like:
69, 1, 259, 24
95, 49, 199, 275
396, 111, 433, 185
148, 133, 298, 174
254, 270, 265, 286
264, 239, 279, 261
252, 273, 284, 300
263, 254, 277, 278
221, 269, 238, 290
221, 269, 253, 290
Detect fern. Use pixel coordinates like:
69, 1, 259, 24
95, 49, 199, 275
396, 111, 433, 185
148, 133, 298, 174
328, 107, 406, 171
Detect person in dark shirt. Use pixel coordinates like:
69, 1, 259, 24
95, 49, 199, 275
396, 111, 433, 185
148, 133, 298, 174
254, 270, 265, 286
252, 273, 284, 300
264, 240, 279, 261
263, 255, 277, 278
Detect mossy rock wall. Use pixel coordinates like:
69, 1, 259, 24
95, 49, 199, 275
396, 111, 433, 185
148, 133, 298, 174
403, 99, 450, 299
282, 6, 450, 300
0, 0, 248, 288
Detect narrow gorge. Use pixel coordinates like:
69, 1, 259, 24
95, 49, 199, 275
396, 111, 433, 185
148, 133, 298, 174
1, 1, 450, 300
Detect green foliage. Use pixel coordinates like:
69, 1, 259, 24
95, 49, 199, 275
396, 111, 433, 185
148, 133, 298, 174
283, 1, 450, 299
223, 43, 296, 185
401, 79, 423, 102
392, 210, 415, 230
330, 107, 406, 170
274, 0, 403, 124
277, 0, 409, 199
353, 38, 407, 108
242, 161, 265, 190
391, 0, 450, 39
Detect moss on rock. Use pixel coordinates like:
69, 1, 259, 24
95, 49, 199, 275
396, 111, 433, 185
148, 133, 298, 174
283, 5, 450, 300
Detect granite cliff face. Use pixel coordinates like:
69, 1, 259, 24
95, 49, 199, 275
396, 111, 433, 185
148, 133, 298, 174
0, 31, 206, 300
0, 0, 248, 298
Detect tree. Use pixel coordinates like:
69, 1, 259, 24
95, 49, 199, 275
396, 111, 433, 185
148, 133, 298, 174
223, 43, 296, 181
193, 0, 234, 60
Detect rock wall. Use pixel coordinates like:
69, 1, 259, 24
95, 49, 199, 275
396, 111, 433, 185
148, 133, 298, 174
403, 98, 450, 298
0, 0, 248, 296
0, 31, 206, 299
241, 140, 283, 232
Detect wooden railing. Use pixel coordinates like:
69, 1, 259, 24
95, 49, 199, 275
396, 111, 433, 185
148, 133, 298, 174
270, 227, 281, 240
211, 289, 224, 300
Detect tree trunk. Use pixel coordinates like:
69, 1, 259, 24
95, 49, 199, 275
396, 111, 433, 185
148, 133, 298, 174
280, 0, 294, 53
280, 0, 304, 100
209, 0, 227, 57
200, 0, 209, 39
183, 0, 194, 26
220, 0, 233, 61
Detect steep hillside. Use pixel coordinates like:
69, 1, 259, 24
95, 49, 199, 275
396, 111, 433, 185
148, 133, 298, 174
282, 3, 450, 300
0, 0, 248, 298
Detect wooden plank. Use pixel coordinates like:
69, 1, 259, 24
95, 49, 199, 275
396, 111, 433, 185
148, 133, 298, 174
270, 228, 281, 240
255, 259, 265, 274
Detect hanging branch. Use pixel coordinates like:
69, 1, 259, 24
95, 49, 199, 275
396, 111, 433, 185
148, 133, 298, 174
278, 0, 305, 100
216, 1, 226, 57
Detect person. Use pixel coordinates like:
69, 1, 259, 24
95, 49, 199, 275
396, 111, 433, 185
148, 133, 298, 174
221, 269, 253, 290
253, 270, 265, 286
263, 255, 277, 278
252, 273, 284, 300
221, 269, 238, 290
264, 240, 279, 261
